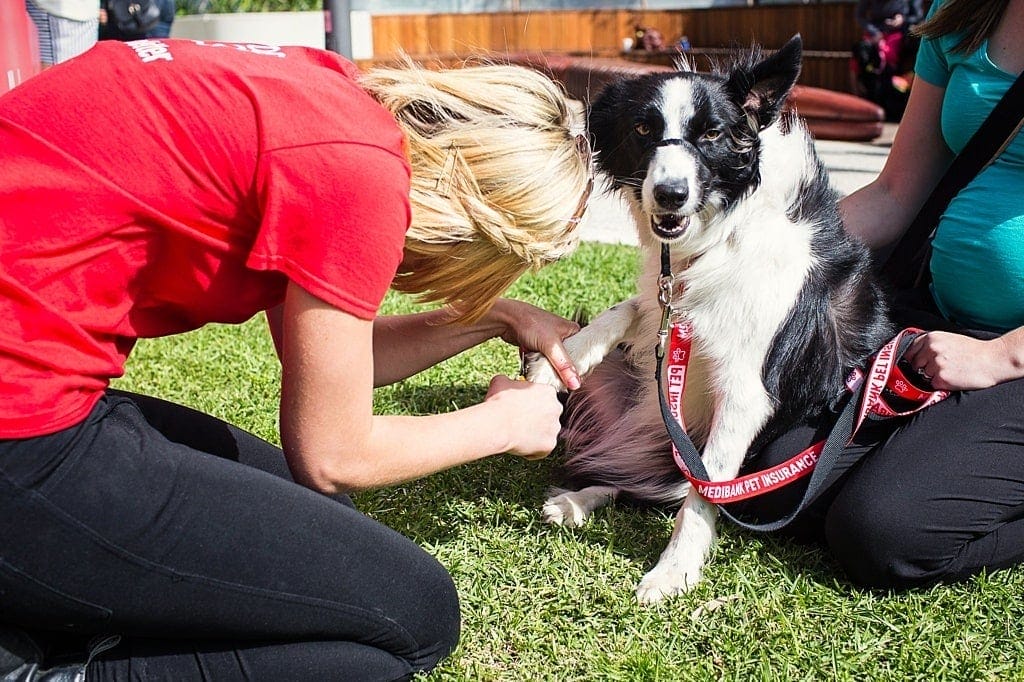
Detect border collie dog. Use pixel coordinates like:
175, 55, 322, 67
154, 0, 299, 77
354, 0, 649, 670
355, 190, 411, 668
526, 36, 893, 603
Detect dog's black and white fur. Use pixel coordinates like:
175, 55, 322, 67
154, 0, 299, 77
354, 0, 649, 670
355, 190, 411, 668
526, 36, 894, 603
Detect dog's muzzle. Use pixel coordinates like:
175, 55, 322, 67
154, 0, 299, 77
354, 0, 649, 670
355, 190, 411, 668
649, 138, 695, 240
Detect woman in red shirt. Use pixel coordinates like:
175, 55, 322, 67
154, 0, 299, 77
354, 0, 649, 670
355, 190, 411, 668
0, 39, 591, 679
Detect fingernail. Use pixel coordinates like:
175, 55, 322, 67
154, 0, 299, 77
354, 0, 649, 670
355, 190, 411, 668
567, 375, 581, 390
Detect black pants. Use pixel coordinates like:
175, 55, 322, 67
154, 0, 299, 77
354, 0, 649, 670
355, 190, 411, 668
0, 390, 460, 680
736, 375, 1024, 590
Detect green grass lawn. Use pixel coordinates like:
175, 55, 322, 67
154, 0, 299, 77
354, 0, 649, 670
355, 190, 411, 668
115, 242, 1024, 681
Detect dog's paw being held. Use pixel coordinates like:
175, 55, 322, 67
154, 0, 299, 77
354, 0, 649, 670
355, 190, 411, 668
523, 351, 566, 391
635, 563, 702, 604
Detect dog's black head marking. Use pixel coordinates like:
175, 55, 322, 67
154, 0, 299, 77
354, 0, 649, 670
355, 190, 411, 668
588, 35, 804, 244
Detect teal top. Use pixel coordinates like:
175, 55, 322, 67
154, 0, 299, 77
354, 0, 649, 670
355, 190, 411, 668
913, 0, 1024, 332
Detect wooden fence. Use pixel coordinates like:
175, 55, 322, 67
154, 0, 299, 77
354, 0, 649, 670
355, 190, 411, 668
358, 3, 860, 93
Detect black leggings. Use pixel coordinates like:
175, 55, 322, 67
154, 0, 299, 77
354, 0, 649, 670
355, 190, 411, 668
0, 390, 460, 680
735, 377, 1024, 590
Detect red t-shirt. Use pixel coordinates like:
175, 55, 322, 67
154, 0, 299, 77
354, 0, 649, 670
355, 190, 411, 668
0, 39, 411, 438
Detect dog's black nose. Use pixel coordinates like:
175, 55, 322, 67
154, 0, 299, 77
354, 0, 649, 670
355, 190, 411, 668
654, 182, 689, 210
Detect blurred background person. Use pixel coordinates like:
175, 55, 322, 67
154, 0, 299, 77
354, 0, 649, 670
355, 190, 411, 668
98, 0, 165, 41
851, 0, 926, 119
148, 0, 175, 39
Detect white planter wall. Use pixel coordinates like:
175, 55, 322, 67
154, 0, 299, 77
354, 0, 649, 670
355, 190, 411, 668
171, 11, 373, 59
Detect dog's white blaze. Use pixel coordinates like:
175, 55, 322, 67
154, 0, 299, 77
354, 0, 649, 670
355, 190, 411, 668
641, 79, 705, 217
658, 78, 696, 139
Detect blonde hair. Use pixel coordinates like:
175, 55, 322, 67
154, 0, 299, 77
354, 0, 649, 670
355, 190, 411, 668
359, 60, 591, 323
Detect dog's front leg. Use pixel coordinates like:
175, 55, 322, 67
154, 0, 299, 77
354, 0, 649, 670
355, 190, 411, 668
635, 492, 718, 604
636, 374, 772, 603
524, 297, 640, 390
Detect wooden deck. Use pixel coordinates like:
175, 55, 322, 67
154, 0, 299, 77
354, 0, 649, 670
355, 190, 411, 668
356, 3, 860, 93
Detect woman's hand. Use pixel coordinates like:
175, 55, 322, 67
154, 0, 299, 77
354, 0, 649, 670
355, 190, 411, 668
903, 331, 1024, 391
487, 299, 582, 390
484, 375, 564, 460
369, 299, 581, 388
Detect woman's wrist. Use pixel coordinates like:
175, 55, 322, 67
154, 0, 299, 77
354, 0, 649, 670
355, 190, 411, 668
479, 298, 517, 339
993, 334, 1024, 382
462, 394, 517, 456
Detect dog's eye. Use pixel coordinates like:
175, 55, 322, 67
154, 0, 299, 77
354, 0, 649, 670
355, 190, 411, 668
634, 121, 652, 137
702, 129, 723, 142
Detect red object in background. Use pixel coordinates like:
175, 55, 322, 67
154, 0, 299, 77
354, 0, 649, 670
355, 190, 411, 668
1, 3, 42, 96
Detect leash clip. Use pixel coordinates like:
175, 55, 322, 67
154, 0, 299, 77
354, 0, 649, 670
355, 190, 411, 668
656, 273, 675, 359
658, 273, 675, 308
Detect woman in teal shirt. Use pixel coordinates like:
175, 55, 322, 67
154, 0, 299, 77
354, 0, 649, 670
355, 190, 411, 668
845, 0, 1023, 384
834, 0, 1024, 587
744, 0, 1024, 589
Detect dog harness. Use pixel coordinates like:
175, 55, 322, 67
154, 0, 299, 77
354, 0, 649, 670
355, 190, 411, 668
653, 244, 951, 532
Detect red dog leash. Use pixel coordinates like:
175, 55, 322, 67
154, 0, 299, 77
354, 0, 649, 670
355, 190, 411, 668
653, 246, 950, 531
661, 322, 948, 504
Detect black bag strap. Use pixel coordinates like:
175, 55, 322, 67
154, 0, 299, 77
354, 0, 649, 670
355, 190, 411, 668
880, 69, 1024, 290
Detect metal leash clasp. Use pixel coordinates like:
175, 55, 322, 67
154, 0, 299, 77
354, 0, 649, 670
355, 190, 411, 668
655, 272, 675, 360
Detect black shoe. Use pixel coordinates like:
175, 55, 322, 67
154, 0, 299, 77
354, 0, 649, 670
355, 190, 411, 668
0, 628, 120, 682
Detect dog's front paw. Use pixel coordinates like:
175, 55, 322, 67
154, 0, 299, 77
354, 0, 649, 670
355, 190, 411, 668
523, 351, 566, 391
635, 561, 702, 604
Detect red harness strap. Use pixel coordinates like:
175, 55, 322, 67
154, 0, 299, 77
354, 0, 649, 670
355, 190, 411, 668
665, 324, 949, 504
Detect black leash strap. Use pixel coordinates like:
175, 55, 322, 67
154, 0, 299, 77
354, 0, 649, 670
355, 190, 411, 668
655, 347, 857, 532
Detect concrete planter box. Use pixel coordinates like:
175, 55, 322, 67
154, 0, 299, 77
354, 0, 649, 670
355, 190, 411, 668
171, 11, 373, 57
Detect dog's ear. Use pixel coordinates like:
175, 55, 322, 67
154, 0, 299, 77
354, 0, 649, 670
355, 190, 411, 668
726, 34, 802, 130
587, 78, 634, 151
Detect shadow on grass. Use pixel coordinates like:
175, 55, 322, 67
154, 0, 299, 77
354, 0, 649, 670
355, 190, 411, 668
361, 385, 849, 590
360, 384, 669, 564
